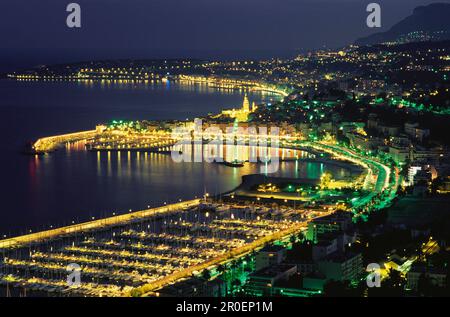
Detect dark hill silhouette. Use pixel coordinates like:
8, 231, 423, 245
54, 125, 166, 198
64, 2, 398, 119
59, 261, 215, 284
356, 3, 450, 46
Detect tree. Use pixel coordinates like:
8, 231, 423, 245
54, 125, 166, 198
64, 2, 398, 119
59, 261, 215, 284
217, 264, 226, 275
385, 269, 405, 290
290, 235, 297, 244
201, 269, 211, 281
400, 157, 411, 179
232, 279, 242, 294
369, 269, 406, 297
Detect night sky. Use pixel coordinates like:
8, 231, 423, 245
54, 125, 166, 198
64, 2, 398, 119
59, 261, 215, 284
0, 0, 445, 71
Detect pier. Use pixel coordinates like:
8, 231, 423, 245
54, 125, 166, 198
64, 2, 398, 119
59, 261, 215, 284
32, 125, 106, 153
0, 199, 200, 249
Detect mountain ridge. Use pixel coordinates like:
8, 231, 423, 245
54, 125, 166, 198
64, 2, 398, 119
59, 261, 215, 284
356, 3, 450, 46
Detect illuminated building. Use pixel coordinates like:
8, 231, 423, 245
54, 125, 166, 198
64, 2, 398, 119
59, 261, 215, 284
221, 94, 254, 122
242, 93, 250, 112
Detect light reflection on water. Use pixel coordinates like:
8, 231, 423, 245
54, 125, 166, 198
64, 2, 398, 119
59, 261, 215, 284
0, 79, 285, 236
174, 143, 314, 164
0, 79, 353, 236
14, 142, 353, 237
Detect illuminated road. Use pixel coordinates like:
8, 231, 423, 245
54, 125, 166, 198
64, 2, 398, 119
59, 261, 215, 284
178, 75, 290, 97
278, 139, 400, 214
311, 142, 400, 212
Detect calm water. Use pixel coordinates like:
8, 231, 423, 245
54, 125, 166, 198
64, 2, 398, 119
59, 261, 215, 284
0, 80, 348, 236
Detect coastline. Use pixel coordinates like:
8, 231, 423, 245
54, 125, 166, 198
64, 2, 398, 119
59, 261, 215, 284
0, 133, 398, 296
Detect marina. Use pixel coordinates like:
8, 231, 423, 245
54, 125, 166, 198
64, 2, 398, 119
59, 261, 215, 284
0, 201, 327, 297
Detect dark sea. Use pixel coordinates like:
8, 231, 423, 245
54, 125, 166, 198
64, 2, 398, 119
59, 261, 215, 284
0, 79, 348, 236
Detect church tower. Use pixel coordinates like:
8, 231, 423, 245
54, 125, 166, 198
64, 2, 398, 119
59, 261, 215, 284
242, 94, 250, 113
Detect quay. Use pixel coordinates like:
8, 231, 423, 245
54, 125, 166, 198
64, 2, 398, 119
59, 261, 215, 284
31, 125, 106, 154
0, 199, 200, 249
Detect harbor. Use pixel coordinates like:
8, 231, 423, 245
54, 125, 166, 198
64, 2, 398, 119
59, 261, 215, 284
0, 199, 328, 297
